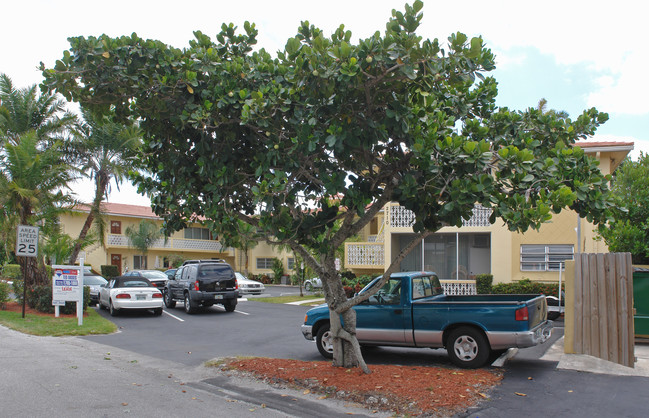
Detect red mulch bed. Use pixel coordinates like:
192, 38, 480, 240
223, 357, 503, 416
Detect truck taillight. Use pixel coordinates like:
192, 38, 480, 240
235, 279, 238, 290
194, 281, 200, 291
515, 306, 529, 321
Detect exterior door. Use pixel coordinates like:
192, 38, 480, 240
111, 254, 122, 275
354, 277, 407, 344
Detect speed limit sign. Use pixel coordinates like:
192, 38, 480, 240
16, 225, 39, 257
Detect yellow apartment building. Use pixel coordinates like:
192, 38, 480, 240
60, 203, 295, 276
344, 141, 634, 286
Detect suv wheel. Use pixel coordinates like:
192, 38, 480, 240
164, 290, 176, 309
223, 299, 237, 312
184, 293, 196, 314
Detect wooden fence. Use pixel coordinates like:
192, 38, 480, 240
565, 253, 635, 368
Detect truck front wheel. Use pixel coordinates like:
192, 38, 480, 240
316, 324, 334, 359
447, 326, 490, 368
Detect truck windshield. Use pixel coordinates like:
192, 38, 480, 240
412, 275, 444, 299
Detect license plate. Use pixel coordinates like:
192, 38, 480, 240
215, 295, 223, 300
136, 294, 146, 300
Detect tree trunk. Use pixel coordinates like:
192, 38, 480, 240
324, 271, 371, 373
69, 171, 108, 265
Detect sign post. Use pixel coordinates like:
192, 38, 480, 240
16, 225, 39, 318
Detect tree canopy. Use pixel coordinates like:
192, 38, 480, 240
42, 1, 615, 370
599, 154, 649, 264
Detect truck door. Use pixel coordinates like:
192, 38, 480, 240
354, 277, 407, 344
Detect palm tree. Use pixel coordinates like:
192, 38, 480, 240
67, 109, 142, 264
0, 74, 77, 287
537, 98, 569, 119
0, 132, 75, 285
125, 220, 162, 269
0, 74, 76, 147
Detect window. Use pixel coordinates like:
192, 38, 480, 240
412, 275, 444, 300
133, 255, 147, 270
520, 245, 573, 271
183, 227, 214, 240
366, 278, 402, 305
287, 257, 295, 270
110, 221, 121, 234
256, 258, 274, 269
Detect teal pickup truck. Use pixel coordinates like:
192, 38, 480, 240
301, 271, 553, 368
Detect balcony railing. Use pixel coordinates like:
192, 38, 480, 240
388, 204, 493, 228
107, 234, 232, 253
345, 243, 384, 267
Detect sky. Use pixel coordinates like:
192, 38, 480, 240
2, 0, 648, 206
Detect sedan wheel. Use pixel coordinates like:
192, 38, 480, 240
305, 282, 313, 292
109, 300, 119, 317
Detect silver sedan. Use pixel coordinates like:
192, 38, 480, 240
235, 272, 266, 296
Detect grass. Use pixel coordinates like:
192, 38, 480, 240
248, 294, 324, 304
0, 308, 117, 336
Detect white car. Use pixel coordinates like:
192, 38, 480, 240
98, 276, 163, 316
304, 277, 322, 292
235, 272, 266, 296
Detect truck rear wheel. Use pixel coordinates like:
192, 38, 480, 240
223, 299, 236, 312
316, 324, 334, 359
184, 293, 197, 314
447, 326, 490, 368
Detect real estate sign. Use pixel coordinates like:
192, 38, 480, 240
52, 265, 84, 326
52, 267, 82, 302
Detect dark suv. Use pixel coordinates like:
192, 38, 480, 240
164, 261, 238, 314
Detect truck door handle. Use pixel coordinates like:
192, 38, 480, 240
394, 309, 402, 314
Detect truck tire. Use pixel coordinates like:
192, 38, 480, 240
223, 299, 236, 312
164, 290, 176, 309
316, 324, 334, 359
447, 326, 490, 368
184, 293, 197, 314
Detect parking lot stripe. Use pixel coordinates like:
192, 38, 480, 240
163, 310, 185, 322
213, 305, 250, 315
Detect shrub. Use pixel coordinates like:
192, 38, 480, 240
0, 281, 10, 309
475, 274, 493, 294
101, 265, 119, 279
12, 280, 24, 305
1, 264, 22, 281
26, 285, 90, 314
491, 278, 562, 297
271, 258, 284, 284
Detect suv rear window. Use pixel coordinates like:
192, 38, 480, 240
198, 264, 234, 279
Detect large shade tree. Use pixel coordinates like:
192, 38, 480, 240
43, 2, 615, 371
